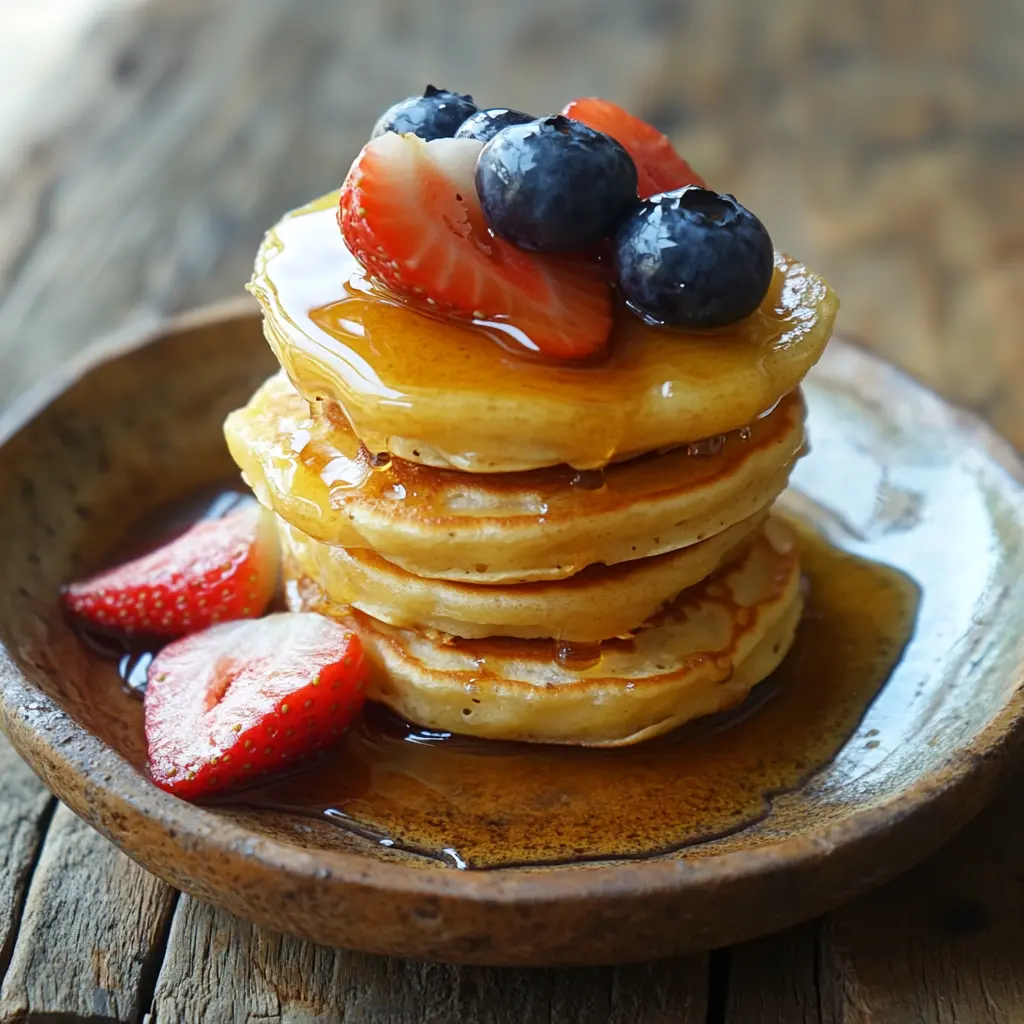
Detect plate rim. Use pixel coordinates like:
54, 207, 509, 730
2, 303, 1023, 951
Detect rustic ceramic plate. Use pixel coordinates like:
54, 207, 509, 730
1, 302, 1023, 966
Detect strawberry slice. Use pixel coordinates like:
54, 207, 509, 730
145, 612, 366, 798
63, 503, 279, 638
339, 134, 612, 360
562, 98, 706, 198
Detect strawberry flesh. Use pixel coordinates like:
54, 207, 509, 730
339, 134, 613, 360
144, 612, 367, 799
63, 503, 279, 638
562, 98, 706, 198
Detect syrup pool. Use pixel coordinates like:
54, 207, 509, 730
235, 521, 917, 869
83, 488, 917, 870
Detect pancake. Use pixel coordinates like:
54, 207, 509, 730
284, 520, 803, 746
225, 375, 806, 583
249, 191, 838, 472
278, 511, 765, 641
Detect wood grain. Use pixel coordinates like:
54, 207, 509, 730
819, 783, 1024, 1023
0, 743, 53, 989
725, 925, 822, 1024
151, 897, 708, 1024
0, 803, 177, 1024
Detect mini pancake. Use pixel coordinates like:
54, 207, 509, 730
284, 520, 803, 747
277, 511, 765, 641
225, 375, 806, 583
249, 191, 838, 472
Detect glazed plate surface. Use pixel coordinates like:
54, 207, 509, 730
1, 302, 1023, 965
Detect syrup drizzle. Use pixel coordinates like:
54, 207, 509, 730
257, 371, 803, 533
250, 192, 834, 472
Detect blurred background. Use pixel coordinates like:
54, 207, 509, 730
0, 0, 1021, 445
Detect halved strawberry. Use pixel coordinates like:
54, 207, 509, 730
145, 612, 366, 798
63, 503, 279, 637
339, 134, 612, 360
562, 98, 706, 198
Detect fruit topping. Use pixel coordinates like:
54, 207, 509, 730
614, 186, 774, 328
372, 85, 477, 141
339, 132, 613, 359
63, 503, 279, 637
144, 612, 366, 798
562, 97, 706, 198
475, 115, 638, 253
455, 106, 536, 143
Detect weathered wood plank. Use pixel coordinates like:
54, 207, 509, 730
819, 783, 1024, 1023
0, 802, 177, 1024
725, 924, 822, 1024
0, 739, 53, 989
151, 896, 708, 1024
723, 786, 1024, 1024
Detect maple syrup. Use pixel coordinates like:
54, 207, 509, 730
77, 491, 917, 870
236, 523, 918, 868
553, 641, 604, 671
238, 370, 804, 527
249, 192, 836, 472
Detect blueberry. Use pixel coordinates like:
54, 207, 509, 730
475, 115, 638, 253
614, 187, 775, 328
372, 85, 477, 141
455, 107, 536, 143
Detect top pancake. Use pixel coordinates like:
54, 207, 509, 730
250, 191, 838, 473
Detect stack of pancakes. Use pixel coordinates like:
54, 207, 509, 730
225, 192, 838, 746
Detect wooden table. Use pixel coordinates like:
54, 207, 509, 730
1, 1, 1022, 1020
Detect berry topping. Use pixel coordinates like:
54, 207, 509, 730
475, 115, 638, 253
144, 613, 366, 798
63, 504, 279, 637
339, 133, 613, 359
614, 187, 775, 329
372, 85, 477, 141
562, 97, 706, 198
454, 106, 536, 143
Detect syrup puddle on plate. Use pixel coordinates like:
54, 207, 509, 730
86, 486, 919, 871
234, 523, 918, 868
